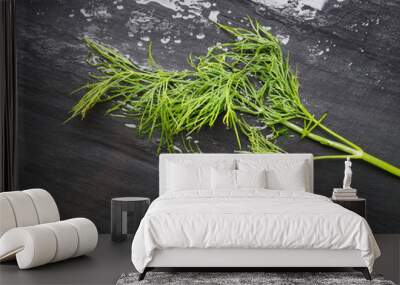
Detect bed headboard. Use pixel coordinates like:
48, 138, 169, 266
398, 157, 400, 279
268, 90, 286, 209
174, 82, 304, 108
159, 153, 314, 195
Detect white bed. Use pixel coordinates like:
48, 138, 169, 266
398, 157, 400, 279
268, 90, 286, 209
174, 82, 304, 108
131, 154, 380, 280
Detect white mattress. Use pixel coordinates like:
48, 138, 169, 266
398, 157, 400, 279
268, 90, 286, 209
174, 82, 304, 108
131, 190, 380, 273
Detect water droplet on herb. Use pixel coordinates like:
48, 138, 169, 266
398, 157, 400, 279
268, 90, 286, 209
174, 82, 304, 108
196, 33, 205, 39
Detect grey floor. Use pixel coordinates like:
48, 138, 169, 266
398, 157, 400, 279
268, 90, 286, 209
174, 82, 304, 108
0, 235, 134, 285
1, 234, 399, 285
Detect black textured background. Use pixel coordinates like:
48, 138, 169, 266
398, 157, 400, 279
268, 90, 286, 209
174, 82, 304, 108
16, 0, 400, 233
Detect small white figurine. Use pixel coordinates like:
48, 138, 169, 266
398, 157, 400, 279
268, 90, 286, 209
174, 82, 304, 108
343, 157, 353, 189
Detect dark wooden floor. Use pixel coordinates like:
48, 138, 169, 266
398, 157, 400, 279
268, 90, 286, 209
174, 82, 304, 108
0, 234, 399, 285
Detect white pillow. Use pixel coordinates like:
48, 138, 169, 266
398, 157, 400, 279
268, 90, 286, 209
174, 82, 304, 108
211, 169, 267, 191
167, 163, 210, 191
211, 168, 236, 190
236, 169, 267, 189
166, 159, 235, 192
267, 163, 307, 191
237, 159, 308, 191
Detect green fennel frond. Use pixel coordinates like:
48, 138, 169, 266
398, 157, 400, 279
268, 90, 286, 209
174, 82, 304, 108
68, 19, 400, 177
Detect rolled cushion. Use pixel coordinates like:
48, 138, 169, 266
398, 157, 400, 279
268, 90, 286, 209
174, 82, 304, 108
0, 226, 57, 268
65, 218, 98, 257
0, 191, 39, 227
0, 218, 98, 269
0, 189, 60, 237
23, 189, 60, 224
42, 221, 79, 262
0, 196, 17, 237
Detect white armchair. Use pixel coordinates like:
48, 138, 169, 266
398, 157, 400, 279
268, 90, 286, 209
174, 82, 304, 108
0, 189, 98, 269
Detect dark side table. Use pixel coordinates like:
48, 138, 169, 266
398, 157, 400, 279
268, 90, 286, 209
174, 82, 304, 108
111, 197, 150, 242
331, 198, 366, 219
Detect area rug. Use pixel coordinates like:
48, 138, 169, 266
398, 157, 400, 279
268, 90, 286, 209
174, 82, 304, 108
116, 272, 396, 285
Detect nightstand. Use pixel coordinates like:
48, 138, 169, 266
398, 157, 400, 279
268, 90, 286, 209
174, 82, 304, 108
111, 197, 150, 242
331, 198, 366, 219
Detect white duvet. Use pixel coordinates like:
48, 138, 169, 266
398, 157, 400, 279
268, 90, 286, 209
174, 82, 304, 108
131, 190, 380, 272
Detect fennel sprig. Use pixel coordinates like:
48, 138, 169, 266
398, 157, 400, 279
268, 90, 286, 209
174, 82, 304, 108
68, 19, 400, 177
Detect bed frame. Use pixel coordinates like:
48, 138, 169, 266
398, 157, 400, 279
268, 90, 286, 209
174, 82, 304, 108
139, 154, 371, 280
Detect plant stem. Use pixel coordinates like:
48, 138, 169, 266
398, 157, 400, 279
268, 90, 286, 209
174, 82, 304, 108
283, 121, 400, 177
298, 106, 361, 151
361, 152, 400, 177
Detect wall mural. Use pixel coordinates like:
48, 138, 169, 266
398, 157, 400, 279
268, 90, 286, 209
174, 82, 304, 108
68, 19, 399, 177
16, 0, 400, 233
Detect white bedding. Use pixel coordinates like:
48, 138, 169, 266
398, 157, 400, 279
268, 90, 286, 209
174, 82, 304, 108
131, 190, 380, 273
